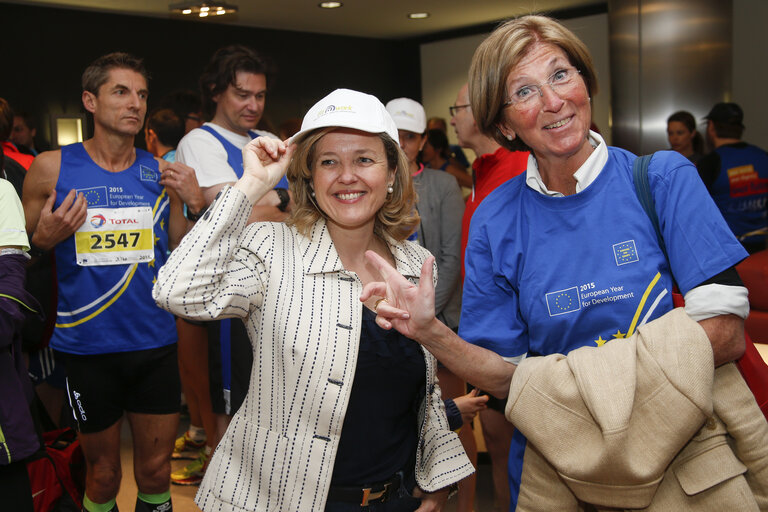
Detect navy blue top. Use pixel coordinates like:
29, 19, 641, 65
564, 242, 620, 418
331, 307, 426, 485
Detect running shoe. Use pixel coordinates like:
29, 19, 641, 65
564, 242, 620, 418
171, 451, 208, 486
172, 432, 206, 460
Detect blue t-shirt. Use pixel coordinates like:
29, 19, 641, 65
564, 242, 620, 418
459, 147, 747, 509
51, 143, 177, 355
710, 143, 768, 243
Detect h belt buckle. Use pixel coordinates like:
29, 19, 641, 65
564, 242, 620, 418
360, 482, 391, 507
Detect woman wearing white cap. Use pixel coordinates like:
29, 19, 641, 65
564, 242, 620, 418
153, 88, 474, 512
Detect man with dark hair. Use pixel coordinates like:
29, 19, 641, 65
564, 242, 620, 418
698, 102, 768, 253
171, 44, 290, 486
22, 51, 203, 512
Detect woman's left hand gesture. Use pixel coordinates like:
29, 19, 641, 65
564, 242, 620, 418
360, 250, 438, 343
236, 137, 295, 202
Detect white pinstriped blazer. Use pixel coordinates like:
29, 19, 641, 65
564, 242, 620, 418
153, 187, 474, 512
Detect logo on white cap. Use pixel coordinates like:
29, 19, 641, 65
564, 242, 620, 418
291, 89, 399, 144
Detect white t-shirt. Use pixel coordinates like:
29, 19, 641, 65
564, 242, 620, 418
176, 122, 279, 188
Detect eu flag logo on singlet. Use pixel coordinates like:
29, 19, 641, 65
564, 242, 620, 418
140, 165, 158, 182
77, 186, 108, 207
545, 287, 581, 316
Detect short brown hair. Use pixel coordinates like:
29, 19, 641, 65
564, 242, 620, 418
147, 108, 185, 148
286, 128, 419, 241
469, 15, 598, 152
82, 52, 148, 95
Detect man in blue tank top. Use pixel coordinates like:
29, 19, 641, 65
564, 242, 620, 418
697, 102, 768, 254
22, 52, 204, 512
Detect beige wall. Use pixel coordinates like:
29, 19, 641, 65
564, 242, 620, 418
419, 13, 612, 161
733, 0, 768, 147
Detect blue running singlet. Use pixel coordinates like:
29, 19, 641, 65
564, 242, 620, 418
50, 143, 177, 355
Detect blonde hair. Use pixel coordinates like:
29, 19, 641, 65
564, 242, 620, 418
469, 15, 598, 152
286, 128, 419, 241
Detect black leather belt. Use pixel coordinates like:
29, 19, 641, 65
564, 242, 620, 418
327, 472, 402, 506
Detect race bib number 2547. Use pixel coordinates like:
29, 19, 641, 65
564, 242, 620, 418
75, 206, 154, 266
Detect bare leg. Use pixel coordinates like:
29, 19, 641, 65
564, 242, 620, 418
177, 319, 219, 447
479, 408, 514, 512
438, 367, 477, 512
128, 412, 179, 494
78, 418, 123, 503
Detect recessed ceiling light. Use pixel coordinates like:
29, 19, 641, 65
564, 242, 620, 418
319, 2, 343, 8
408, 12, 429, 19
169, 1, 238, 18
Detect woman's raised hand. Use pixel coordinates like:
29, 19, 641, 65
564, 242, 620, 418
360, 250, 438, 342
237, 137, 295, 201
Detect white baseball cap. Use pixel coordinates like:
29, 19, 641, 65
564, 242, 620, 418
291, 88, 398, 144
385, 98, 426, 134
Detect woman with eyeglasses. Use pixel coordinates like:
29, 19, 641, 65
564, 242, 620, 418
360, 15, 764, 511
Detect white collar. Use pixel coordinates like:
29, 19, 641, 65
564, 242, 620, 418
525, 130, 608, 197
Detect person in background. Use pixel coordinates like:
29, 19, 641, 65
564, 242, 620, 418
172, 44, 292, 486
697, 102, 768, 253
427, 116, 471, 169
154, 88, 474, 511
449, 81, 528, 511
11, 110, 47, 156
667, 110, 704, 164
156, 89, 204, 135
387, 97, 486, 512
420, 129, 472, 189
0, 99, 34, 170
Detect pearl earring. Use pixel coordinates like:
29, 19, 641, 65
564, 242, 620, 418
387, 184, 394, 194
310, 190, 315, 197
506, 134, 513, 141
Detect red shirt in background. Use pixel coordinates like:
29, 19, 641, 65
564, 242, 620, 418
2, 141, 34, 170
461, 147, 528, 279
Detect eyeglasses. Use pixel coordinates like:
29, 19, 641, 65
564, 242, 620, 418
449, 104, 470, 117
503, 67, 582, 111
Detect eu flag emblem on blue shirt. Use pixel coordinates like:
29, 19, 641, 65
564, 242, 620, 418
613, 240, 639, 266
77, 186, 108, 207
140, 165, 158, 182
545, 287, 581, 316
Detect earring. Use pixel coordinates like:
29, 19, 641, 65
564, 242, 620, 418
387, 184, 394, 194
310, 190, 316, 197
506, 134, 514, 141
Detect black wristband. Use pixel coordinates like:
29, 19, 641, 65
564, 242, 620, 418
28, 240, 48, 258
275, 187, 290, 212
185, 204, 208, 222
